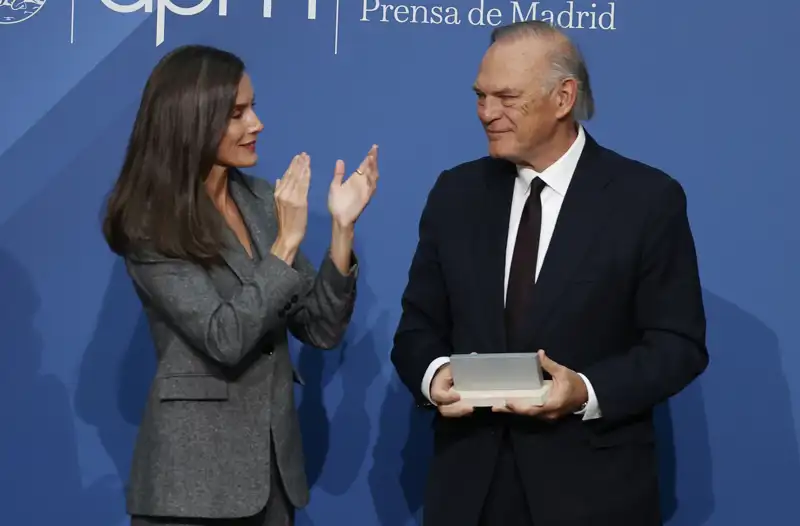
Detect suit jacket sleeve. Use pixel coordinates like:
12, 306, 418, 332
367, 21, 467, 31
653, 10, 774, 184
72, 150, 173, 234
125, 247, 354, 368
583, 178, 708, 422
286, 249, 358, 349
391, 171, 454, 407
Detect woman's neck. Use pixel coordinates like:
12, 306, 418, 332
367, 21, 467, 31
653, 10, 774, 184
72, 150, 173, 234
205, 164, 229, 209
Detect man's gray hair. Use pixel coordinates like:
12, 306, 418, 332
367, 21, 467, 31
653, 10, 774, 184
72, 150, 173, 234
490, 21, 595, 121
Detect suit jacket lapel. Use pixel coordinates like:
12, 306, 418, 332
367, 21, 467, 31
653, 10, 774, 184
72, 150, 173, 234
230, 171, 276, 259
220, 171, 276, 280
523, 135, 615, 346
479, 159, 517, 353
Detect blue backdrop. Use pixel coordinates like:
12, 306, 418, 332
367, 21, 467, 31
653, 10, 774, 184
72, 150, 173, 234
1, 1, 799, 525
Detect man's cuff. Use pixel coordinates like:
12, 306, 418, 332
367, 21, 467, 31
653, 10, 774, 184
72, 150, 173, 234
421, 357, 451, 405
575, 372, 602, 421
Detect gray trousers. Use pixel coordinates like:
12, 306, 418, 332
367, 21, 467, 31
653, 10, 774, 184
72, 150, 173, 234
130, 442, 294, 526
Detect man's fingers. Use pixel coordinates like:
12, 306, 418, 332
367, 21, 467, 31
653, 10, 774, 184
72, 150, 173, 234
504, 400, 537, 415
538, 349, 563, 376
432, 387, 460, 405
504, 399, 551, 416
431, 367, 454, 393
502, 397, 565, 420
439, 400, 474, 417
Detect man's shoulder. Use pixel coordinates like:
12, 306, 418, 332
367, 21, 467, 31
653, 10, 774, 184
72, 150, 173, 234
597, 143, 679, 194
444, 155, 509, 177
592, 142, 691, 223
431, 155, 511, 192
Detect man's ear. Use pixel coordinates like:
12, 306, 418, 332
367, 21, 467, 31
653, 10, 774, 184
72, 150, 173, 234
554, 78, 578, 119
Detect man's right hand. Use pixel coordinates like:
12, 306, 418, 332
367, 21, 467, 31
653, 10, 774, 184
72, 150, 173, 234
431, 364, 474, 417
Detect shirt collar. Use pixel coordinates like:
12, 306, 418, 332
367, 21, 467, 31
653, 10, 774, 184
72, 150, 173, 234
516, 124, 586, 197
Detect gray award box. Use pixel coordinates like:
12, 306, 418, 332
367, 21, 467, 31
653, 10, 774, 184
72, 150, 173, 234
450, 352, 552, 407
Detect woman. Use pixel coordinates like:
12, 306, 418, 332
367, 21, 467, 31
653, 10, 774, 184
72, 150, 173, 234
102, 45, 378, 525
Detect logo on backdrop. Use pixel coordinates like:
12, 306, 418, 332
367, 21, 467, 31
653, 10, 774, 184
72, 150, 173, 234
100, 0, 616, 51
0, 0, 46, 25
101, 0, 318, 47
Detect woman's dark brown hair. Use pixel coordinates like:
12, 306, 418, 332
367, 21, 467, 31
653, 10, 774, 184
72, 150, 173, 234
102, 44, 245, 264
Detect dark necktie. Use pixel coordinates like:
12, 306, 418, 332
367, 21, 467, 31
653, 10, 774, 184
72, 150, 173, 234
505, 177, 547, 352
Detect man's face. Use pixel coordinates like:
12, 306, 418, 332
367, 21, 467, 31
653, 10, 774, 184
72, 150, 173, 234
473, 38, 561, 165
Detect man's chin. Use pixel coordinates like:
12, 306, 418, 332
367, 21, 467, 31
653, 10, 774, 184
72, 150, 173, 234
487, 143, 517, 162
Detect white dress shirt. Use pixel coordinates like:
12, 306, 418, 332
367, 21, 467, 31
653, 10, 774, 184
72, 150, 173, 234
420, 125, 602, 420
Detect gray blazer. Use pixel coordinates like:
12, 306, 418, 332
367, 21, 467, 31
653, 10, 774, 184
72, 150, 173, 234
123, 170, 357, 519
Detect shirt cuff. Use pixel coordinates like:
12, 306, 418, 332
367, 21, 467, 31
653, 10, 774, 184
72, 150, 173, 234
421, 357, 451, 405
575, 372, 602, 420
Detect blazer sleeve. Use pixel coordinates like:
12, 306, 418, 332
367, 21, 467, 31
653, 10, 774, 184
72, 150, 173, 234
390, 170, 454, 407
125, 248, 335, 368
285, 249, 358, 350
583, 177, 709, 422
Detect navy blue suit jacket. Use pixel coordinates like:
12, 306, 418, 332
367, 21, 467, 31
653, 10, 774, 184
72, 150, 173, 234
390, 133, 708, 526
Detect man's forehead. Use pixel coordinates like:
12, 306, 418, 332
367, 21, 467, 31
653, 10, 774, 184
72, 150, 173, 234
475, 42, 543, 91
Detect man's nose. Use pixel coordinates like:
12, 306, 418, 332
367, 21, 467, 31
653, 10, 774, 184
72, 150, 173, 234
478, 97, 502, 122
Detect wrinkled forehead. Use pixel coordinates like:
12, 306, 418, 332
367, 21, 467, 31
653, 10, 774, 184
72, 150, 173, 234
474, 40, 550, 95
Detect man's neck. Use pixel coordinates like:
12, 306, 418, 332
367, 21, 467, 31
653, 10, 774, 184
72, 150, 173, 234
521, 122, 579, 173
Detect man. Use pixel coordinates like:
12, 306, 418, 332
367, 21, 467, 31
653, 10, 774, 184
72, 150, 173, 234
390, 21, 708, 526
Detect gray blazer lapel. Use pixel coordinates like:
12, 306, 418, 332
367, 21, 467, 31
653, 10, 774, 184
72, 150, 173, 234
229, 170, 278, 261
212, 171, 270, 281
217, 227, 253, 282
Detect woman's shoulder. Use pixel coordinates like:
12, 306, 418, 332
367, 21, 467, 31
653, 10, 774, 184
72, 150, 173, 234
123, 243, 181, 265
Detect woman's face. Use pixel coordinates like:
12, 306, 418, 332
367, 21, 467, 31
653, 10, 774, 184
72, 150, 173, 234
216, 73, 263, 168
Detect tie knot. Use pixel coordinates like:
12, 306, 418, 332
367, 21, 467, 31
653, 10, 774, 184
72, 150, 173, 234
530, 177, 547, 195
